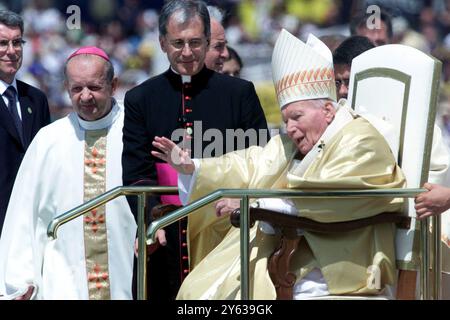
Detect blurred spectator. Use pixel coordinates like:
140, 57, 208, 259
285, 0, 339, 27
350, 8, 393, 46
392, 16, 429, 53
434, 46, 450, 83
205, 5, 229, 72
114, 68, 147, 102
89, 0, 116, 25
237, 0, 274, 42
332, 35, 375, 100
222, 45, 242, 77
361, 0, 425, 29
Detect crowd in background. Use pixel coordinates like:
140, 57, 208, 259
3, 0, 450, 141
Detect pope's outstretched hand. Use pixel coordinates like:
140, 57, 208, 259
151, 136, 195, 175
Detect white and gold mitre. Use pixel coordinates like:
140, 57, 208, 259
272, 29, 337, 109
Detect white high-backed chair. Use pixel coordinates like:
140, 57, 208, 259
347, 44, 442, 299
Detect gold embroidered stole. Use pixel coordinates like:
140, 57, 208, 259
83, 129, 110, 300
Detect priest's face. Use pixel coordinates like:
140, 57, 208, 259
65, 55, 118, 121
160, 14, 208, 76
282, 100, 336, 155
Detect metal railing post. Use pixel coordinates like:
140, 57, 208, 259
240, 196, 250, 300
421, 218, 430, 299
137, 193, 147, 300
433, 215, 442, 299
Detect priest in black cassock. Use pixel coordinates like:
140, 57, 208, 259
122, 0, 269, 300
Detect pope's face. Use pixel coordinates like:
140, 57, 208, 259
160, 14, 208, 76
66, 55, 117, 121
282, 100, 335, 155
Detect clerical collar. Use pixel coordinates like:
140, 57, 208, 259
170, 67, 191, 83
77, 98, 120, 131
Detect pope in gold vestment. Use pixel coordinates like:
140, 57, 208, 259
177, 105, 405, 299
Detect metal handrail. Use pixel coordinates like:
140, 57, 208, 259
146, 188, 429, 242
48, 186, 440, 300
47, 185, 178, 301
146, 187, 439, 300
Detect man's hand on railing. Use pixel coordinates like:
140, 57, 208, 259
215, 198, 241, 217
415, 183, 450, 219
151, 136, 195, 175
135, 229, 167, 257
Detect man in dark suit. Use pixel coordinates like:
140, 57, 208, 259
122, 0, 269, 300
0, 10, 50, 236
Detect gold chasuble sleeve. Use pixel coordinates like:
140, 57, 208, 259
178, 115, 406, 299
83, 129, 111, 300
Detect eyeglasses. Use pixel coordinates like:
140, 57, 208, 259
0, 38, 26, 51
335, 78, 350, 88
169, 38, 206, 50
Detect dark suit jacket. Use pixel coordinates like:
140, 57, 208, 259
122, 67, 269, 299
0, 80, 50, 235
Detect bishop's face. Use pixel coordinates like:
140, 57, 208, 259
66, 55, 117, 121
160, 14, 208, 76
282, 100, 335, 155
